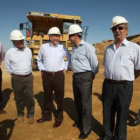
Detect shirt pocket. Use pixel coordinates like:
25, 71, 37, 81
55, 50, 64, 58
120, 55, 133, 66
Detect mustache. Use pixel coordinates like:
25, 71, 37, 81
114, 32, 121, 36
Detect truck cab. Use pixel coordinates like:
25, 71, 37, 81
20, 11, 87, 70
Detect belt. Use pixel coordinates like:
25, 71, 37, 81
105, 78, 128, 84
42, 70, 63, 75
12, 73, 31, 77
74, 71, 92, 74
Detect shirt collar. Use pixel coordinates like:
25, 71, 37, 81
122, 38, 128, 46
49, 42, 58, 47
79, 40, 84, 46
113, 38, 128, 47
14, 46, 26, 51
74, 39, 84, 49
112, 38, 129, 51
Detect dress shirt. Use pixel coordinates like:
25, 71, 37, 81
37, 43, 70, 72
5, 46, 32, 75
71, 40, 98, 73
103, 39, 140, 81
0, 42, 3, 66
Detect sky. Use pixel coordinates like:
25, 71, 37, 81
0, 0, 140, 52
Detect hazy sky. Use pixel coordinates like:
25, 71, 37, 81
0, 0, 140, 51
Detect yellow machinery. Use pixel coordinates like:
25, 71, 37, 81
20, 11, 87, 70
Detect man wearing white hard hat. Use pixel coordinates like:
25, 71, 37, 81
36, 27, 70, 128
102, 16, 140, 140
5, 30, 35, 124
68, 24, 99, 139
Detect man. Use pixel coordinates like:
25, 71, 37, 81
5, 30, 35, 124
36, 27, 70, 128
0, 41, 7, 114
130, 109, 140, 126
102, 16, 140, 140
68, 24, 98, 139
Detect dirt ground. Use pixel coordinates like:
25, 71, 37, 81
0, 54, 140, 140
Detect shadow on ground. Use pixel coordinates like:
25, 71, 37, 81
0, 119, 16, 140
34, 91, 61, 118
93, 92, 102, 101
35, 92, 104, 138
92, 115, 104, 138
127, 110, 137, 125
34, 91, 44, 111
64, 97, 77, 122
1, 88, 13, 109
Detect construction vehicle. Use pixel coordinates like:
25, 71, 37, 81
19, 11, 88, 70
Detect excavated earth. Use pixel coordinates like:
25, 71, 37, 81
0, 53, 140, 140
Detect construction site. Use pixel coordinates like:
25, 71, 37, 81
1, 39, 140, 140
0, 11, 140, 140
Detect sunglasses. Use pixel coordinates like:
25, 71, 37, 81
112, 26, 125, 31
69, 34, 76, 37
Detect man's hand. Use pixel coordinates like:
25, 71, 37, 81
63, 69, 66, 74
41, 70, 44, 75
92, 74, 95, 80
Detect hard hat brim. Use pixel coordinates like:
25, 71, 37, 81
10, 36, 25, 40
110, 22, 128, 29
68, 32, 82, 35
48, 33, 61, 35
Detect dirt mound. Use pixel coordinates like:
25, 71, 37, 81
94, 34, 140, 54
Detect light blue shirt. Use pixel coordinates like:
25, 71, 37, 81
37, 43, 71, 72
5, 46, 32, 75
103, 39, 140, 81
71, 40, 99, 74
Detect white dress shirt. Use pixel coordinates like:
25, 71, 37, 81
5, 46, 32, 75
103, 39, 140, 81
37, 43, 70, 72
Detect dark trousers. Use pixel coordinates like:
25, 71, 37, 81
42, 71, 64, 122
12, 74, 35, 118
0, 68, 2, 109
73, 71, 93, 132
102, 79, 133, 140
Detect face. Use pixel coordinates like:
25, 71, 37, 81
111, 24, 128, 42
68, 34, 76, 44
49, 34, 60, 46
13, 40, 24, 50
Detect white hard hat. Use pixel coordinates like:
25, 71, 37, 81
10, 30, 25, 40
48, 27, 61, 35
111, 16, 128, 28
68, 24, 83, 35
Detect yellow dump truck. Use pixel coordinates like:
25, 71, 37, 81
20, 11, 88, 70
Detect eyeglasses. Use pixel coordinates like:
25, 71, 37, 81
112, 26, 125, 31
